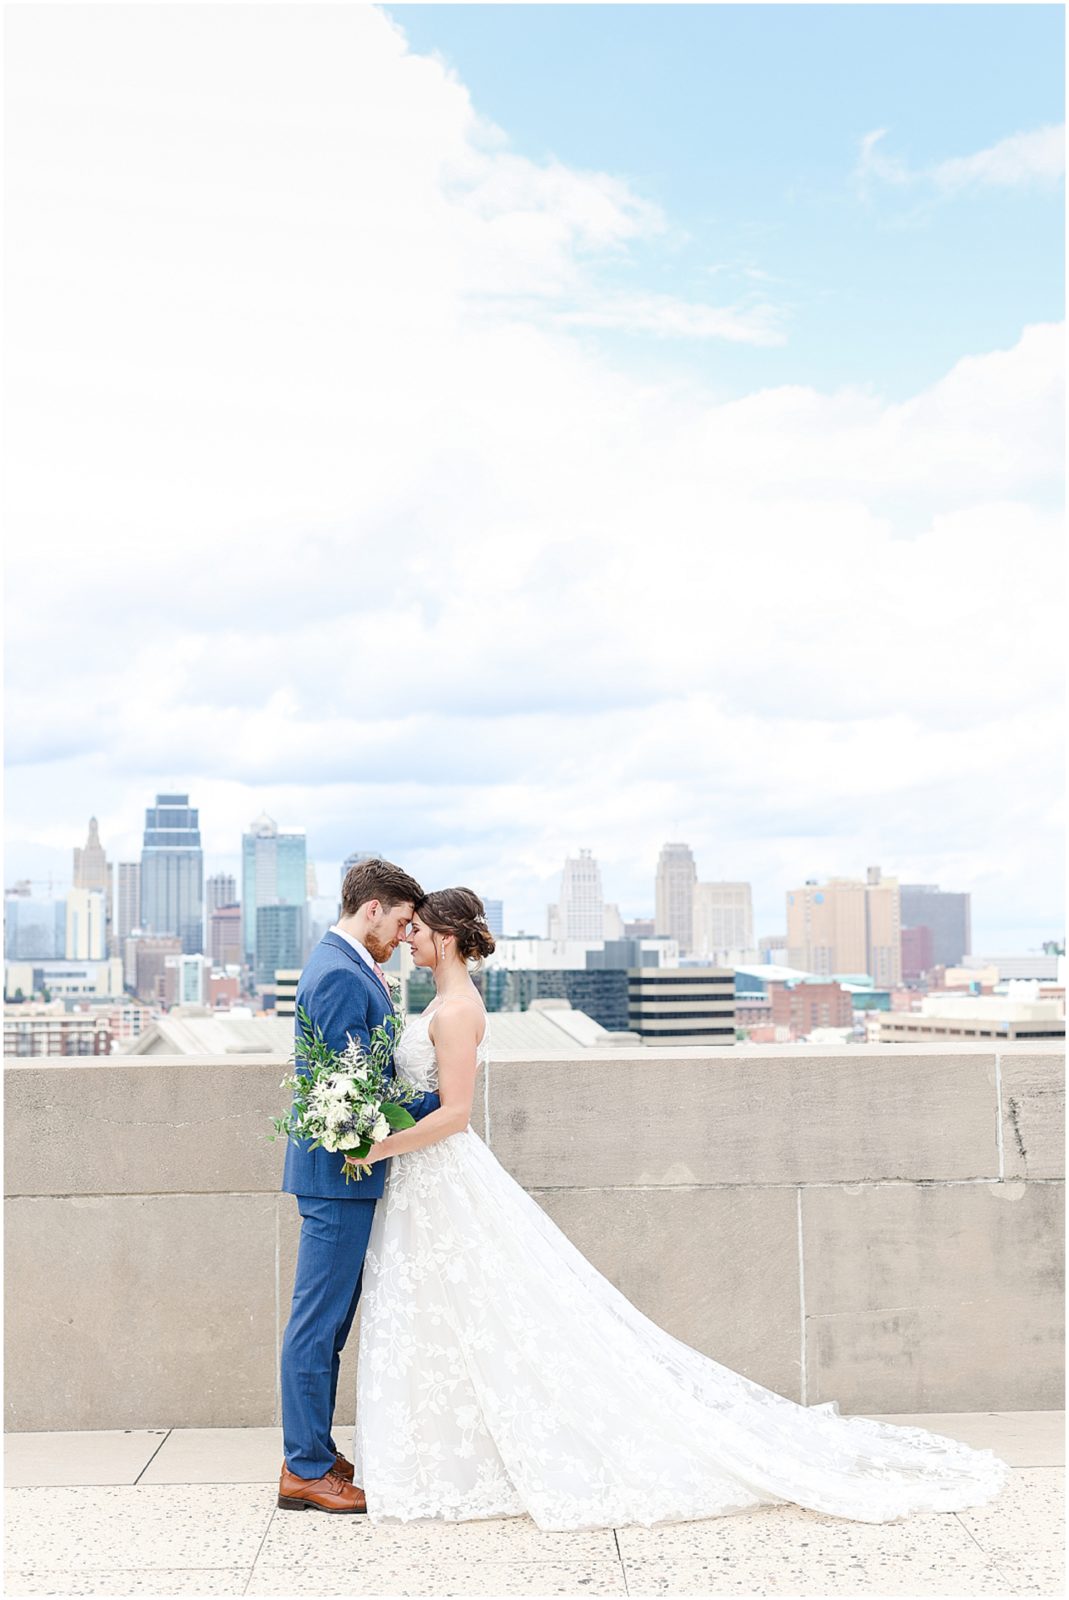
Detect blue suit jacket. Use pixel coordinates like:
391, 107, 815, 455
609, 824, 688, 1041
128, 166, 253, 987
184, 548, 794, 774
281, 932, 441, 1200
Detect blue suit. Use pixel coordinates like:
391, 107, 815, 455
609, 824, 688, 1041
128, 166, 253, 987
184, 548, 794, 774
280, 932, 441, 1477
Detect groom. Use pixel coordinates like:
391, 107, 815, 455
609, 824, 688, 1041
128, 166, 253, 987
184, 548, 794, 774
277, 857, 441, 1514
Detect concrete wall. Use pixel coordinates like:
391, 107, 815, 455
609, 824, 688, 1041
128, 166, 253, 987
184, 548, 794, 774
4, 1044, 1064, 1431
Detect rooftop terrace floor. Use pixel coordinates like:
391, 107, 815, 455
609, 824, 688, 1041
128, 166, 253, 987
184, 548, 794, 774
3, 1413, 1063, 1597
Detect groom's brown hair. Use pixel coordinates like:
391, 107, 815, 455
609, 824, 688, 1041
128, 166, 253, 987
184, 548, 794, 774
341, 857, 423, 916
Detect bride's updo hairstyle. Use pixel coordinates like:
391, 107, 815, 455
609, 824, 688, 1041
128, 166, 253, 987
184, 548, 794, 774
417, 887, 496, 965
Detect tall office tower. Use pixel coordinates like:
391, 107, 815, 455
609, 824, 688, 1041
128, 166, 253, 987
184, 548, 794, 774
900, 884, 972, 969
787, 879, 866, 976
209, 904, 243, 969
786, 867, 901, 986
864, 865, 902, 989
692, 882, 754, 960
206, 873, 237, 916
483, 899, 504, 937
655, 843, 696, 954
556, 849, 605, 941
140, 794, 204, 954
242, 813, 307, 972
66, 887, 107, 960
255, 904, 306, 988
114, 863, 142, 946
73, 817, 112, 945
603, 902, 625, 940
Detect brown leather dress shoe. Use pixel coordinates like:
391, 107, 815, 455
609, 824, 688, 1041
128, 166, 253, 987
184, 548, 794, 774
278, 1464, 367, 1513
278, 1452, 356, 1483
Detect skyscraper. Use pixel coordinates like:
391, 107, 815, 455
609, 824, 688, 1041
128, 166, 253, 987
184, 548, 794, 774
655, 843, 696, 954
209, 904, 243, 969
65, 888, 107, 960
864, 865, 902, 988
140, 794, 204, 954
255, 904, 306, 988
114, 862, 142, 946
73, 817, 111, 946
556, 849, 605, 941
692, 882, 754, 960
73, 817, 110, 896
483, 899, 504, 937
4, 892, 66, 960
242, 813, 307, 972
206, 873, 237, 916
900, 884, 972, 969
786, 867, 901, 986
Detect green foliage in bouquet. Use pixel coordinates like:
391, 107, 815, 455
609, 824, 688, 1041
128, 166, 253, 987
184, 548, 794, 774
270, 1006, 419, 1180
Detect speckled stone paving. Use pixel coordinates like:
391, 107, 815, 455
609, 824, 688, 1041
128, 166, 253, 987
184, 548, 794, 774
3, 1413, 1062, 1597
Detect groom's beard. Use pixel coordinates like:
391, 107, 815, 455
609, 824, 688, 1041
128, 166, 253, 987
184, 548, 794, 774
364, 929, 395, 964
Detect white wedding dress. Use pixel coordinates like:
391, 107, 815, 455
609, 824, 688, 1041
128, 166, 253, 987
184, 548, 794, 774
352, 1007, 1010, 1531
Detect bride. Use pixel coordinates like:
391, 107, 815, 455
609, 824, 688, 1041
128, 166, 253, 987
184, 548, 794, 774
350, 887, 1010, 1532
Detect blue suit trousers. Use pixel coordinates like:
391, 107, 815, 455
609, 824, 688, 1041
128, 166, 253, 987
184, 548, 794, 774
280, 1195, 376, 1479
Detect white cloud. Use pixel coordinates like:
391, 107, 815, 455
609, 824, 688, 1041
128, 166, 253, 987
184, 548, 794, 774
556, 290, 785, 345
857, 124, 1065, 196
4, 5, 1063, 946
932, 124, 1065, 191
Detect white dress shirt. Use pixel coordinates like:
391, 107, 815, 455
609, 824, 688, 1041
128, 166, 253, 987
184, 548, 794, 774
329, 924, 377, 970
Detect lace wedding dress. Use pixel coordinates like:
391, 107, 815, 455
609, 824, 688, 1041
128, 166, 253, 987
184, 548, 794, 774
352, 1007, 1010, 1531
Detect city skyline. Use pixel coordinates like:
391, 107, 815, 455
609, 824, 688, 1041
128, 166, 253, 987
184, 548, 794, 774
5, 5, 1063, 955
3, 795, 1045, 961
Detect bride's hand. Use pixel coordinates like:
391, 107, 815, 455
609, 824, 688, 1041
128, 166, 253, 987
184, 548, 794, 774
342, 1140, 389, 1179
342, 1152, 374, 1180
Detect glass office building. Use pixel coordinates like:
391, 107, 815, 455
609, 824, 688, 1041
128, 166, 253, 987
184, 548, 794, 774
4, 896, 67, 960
242, 814, 308, 972
255, 903, 306, 988
140, 794, 204, 954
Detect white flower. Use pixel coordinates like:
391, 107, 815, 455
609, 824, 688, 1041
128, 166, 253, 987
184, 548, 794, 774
325, 1073, 357, 1099
320, 1128, 340, 1153
371, 1114, 390, 1143
341, 1036, 371, 1079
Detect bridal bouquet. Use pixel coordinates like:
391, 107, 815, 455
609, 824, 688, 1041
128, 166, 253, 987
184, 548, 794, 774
271, 1007, 420, 1181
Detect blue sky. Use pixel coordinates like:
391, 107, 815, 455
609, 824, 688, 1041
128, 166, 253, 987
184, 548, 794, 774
394, 3, 1063, 399
4, 3, 1064, 951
